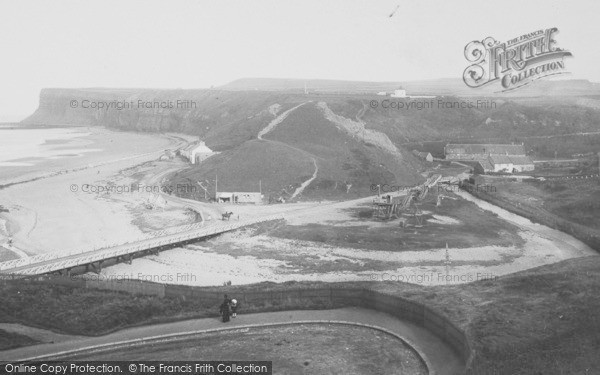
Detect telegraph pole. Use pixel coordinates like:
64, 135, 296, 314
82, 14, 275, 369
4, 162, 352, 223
444, 242, 451, 285
215, 174, 218, 202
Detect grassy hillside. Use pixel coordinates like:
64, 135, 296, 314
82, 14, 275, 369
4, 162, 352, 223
265, 103, 422, 199
163, 94, 600, 199
460, 257, 600, 374
170, 102, 424, 200
21, 87, 600, 200
171, 140, 315, 200
24, 89, 600, 154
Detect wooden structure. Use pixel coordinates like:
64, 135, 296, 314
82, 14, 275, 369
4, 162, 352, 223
373, 174, 442, 225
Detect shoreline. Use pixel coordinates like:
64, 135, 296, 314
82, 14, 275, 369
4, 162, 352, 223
0, 127, 192, 255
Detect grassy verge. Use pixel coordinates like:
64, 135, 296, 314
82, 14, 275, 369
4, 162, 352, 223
0, 283, 212, 336
463, 178, 600, 251
0, 329, 38, 351
0, 279, 342, 337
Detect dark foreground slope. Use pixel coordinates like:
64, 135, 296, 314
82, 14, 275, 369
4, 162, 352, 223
1, 257, 599, 373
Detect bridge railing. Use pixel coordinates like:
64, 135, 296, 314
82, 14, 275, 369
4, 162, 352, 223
0, 219, 224, 271
0, 214, 284, 274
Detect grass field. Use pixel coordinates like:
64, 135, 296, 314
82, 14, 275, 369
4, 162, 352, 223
472, 177, 600, 251
535, 180, 600, 230
79, 324, 427, 375
270, 192, 524, 252
486, 178, 600, 229
2, 257, 600, 373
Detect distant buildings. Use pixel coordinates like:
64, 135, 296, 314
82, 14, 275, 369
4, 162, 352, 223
181, 141, 215, 164
391, 89, 407, 98
377, 88, 435, 99
412, 150, 434, 162
445, 143, 534, 173
216, 192, 263, 204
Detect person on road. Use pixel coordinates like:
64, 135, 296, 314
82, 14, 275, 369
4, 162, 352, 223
220, 294, 231, 322
230, 299, 238, 318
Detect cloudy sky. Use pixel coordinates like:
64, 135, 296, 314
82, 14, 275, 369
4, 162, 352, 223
0, 0, 599, 121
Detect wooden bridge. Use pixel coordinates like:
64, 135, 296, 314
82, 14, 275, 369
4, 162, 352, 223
0, 214, 284, 277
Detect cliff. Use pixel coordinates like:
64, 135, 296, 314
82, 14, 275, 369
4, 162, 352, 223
23, 88, 302, 151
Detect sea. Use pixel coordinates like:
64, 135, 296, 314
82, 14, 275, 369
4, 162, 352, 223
0, 127, 99, 167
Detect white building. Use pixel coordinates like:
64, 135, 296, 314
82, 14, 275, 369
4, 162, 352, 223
391, 89, 407, 98
488, 155, 514, 172
181, 141, 215, 164
445, 143, 534, 173
412, 150, 434, 162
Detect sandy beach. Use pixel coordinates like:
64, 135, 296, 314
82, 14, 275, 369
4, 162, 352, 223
0, 127, 197, 256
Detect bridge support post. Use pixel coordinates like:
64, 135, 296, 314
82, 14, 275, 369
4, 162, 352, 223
91, 260, 104, 274
57, 268, 71, 277
116, 255, 132, 265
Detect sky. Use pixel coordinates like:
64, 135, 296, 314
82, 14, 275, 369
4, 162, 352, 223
0, 0, 599, 121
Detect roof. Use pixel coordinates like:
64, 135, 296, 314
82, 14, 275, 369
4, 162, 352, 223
445, 144, 525, 155
460, 159, 493, 171
478, 158, 494, 171
489, 155, 513, 165
508, 155, 534, 165
412, 150, 432, 158
184, 141, 212, 153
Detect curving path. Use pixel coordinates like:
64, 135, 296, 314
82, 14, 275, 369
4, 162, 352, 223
257, 102, 310, 140
0, 307, 464, 375
290, 158, 318, 200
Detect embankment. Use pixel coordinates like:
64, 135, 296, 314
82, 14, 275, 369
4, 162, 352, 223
460, 182, 600, 252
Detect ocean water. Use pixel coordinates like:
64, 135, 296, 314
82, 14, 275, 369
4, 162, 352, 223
0, 128, 99, 167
